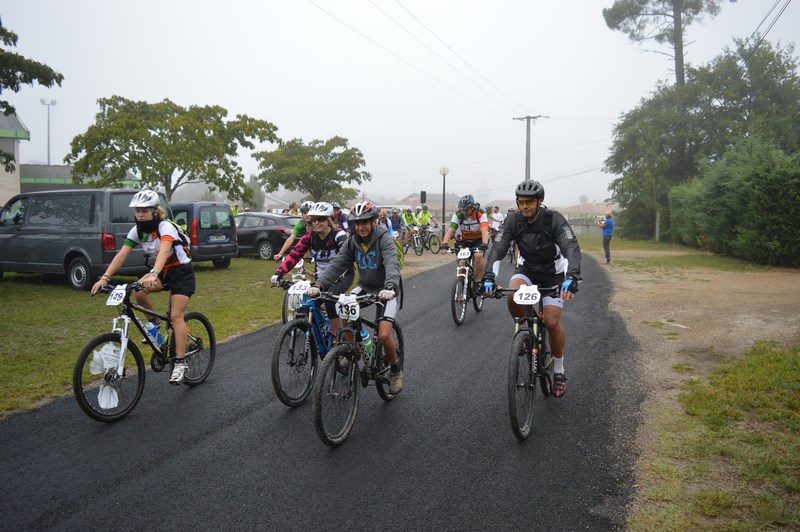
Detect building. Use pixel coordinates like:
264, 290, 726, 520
19, 164, 139, 193
0, 113, 31, 205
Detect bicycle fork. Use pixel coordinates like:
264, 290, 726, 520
110, 315, 133, 378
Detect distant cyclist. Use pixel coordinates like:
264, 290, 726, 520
418, 204, 437, 227
482, 180, 581, 398
441, 194, 490, 281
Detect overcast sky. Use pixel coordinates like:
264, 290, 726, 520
4, 0, 798, 207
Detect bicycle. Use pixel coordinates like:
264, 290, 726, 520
311, 291, 405, 447
490, 284, 559, 440
421, 224, 441, 254
271, 279, 334, 407
280, 258, 316, 324
73, 282, 216, 422
507, 240, 517, 264
410, 225, 425, 256
446, 245, 484, 326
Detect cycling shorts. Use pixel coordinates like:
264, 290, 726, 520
350, 285, 398, 323
509, 271, 563, 309
160, 263, 196, 298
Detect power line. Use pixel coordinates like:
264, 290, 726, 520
307, 0, 511, 118
368, 0, 523, 115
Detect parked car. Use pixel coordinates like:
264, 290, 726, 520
0, 188, 172, 290
234, 212, 302, 260
170, 201, 238, 269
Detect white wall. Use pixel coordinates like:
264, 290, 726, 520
0, 139, 21, 206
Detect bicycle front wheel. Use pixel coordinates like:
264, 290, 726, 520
376, 322, 404, 402
180, 312, 216, 386
271, 319, 318, 407
539, 333, 555, 397
73, 333, 145, 423
451, 277, 467, 325
413, 236, 424, 256
281, 290, 297, 324
428, 234, 441, 254
312, 344, 360, 447
508, 331, 535, 440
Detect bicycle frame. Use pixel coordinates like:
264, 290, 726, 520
294, 293, 334, 357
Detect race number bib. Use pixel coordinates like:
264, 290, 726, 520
457, 248, 471, 259
335, 294, 360, 320
288, 280, 311, 295
513, 285, 541, 306
105, 285, 126, 306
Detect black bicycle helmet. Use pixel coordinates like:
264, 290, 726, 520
458, 194, 476, 210
515, 180, 545, 199
348, 201, 378, 221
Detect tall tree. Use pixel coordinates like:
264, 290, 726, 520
65, 96, 279, 200
602, 0, 735, 86
0, 17, 64, 171
255, 136, 371, 202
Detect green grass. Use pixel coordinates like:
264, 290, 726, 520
0, 258, 285, 413
629, 342, 800, 530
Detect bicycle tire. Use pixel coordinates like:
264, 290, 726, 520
539, 332, 555, 397
281, 290, 297, 324
180, 312, 216, 386
312, 344, 360, 447
413, 236, 424, 256
271, 319, 318, 407
428, 234, 441, 254
402, 240, 410, 255
450, 277, 467, 325
73, 333, 146, 423
375, 322, 405, 401
508, 331, 535, 440
472, 276, 484, 313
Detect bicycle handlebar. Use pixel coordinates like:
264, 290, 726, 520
488, 285, 560, 299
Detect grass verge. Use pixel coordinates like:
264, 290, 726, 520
628, 344, 800, 530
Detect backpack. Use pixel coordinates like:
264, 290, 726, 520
157, 219, 192, 252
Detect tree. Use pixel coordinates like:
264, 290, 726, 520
255, 136, 371, 202
602, 0, 735, 86
65, 96, 279, 200
0, 17, 64, 171
243, 175, 265, 211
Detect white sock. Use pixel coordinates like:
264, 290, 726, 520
554, 357, 564, 374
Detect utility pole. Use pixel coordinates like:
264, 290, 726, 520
40, 99, 57, 165
513, 115, 548, 180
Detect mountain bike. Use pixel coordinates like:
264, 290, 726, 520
410, 225, 425, 256
421, 224, 441, 254
271, 279, 334, 407
73, 282, 216, 422
490, 285, 559, 440
280, 259, 316, 324
447, 245, 484, 325
311, 291, 404, 447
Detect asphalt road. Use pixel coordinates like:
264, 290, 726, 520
0, 255, 642, 531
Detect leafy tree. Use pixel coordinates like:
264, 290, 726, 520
605, 39, 800, 238
0, 17, 64, 171
65, 96, 279, 200
255, 136, 371, 202
602, 0, 735, 86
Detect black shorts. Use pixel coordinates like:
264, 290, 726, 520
160, 263, 196, 297
457, 238, 483, 249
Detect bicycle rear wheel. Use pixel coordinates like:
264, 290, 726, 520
472, 276, 484, 313
271, 319, 318, 407
428, 234, 441, 254
450, 277, 467, 325
376, 322, 404, 401
180, 312, 216, 386
508, 331, 535, 440
73, 333, 145, 423
312, 344, 360, 447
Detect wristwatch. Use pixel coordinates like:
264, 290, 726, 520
149, 268, 160, 276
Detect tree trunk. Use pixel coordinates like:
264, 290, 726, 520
672, 0, 686, 86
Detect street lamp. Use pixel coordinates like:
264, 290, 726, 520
40, 99, 57, 165
439, 166, 449, 238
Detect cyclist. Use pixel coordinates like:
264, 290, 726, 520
306, 202, 404, 393
377, 209, 392, 232
418, 204, 437, 226
331, 202, 350, 234
401, 207, 419, 229
90, 190, 196, 385
490, 205, 504, 232
389, 208, 407, 239
441, 194, 490, 282
271, 202, 354, 337
274, 200, 314, 261
481, 180, 581, 398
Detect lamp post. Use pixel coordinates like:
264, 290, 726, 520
40, 99, 57, 165
439, 166, 449, 238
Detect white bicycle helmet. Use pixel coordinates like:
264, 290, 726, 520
129, 190, 159, 208
308, 202, 333, 217
299, 201, 315, 213
348, 202, 378, 221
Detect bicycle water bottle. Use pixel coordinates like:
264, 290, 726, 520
145, 321, 164, 347
360, 329, 374, 358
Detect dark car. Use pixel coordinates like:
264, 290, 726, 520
0, 188, 172, 290
170, 201, 238, 269
234, 212, 302, 260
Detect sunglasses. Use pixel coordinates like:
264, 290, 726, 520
310, 216, 329, 223
516, 198, 539, 207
